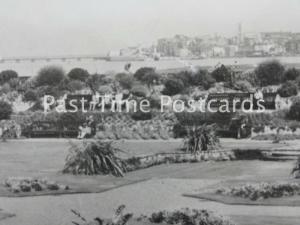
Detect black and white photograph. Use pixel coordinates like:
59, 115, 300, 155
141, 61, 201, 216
1, 0, 300, 224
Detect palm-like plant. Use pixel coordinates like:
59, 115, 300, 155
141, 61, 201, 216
71, 205, 133, 225
183, 124, 220, 153
63, 140, 127, 177
291, 156, 300, 179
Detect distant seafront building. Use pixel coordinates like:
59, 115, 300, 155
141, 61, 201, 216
155, 26, 300, 58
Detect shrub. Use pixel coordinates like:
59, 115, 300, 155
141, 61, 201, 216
234, 80, 253, 92
130, 85, 149, 97
216, 182, 300, 200
63, 140, 127, 177
147, 208, 234, 225
162, 78, 185, 96
115, 73, 135, 89
255, 60, 285, 86
192, 69, 216, 89
288, 101, 300, 121
0, 70, 18, 84
0, 83, 11, 94
66, 80, 86, 92
211, 64, 233, 83
0, 101, 13, 120
67, 68, 89, 82
87, 74, 111, 93
283, 68, 300, 82
36, 66, 65, 86
183, 124, 220, 153
278, 81, 298, 97
23, 90, 38, 103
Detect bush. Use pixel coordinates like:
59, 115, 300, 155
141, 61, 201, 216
0, 70, 18, 84
36, 66, 65, 86
0, 101, 13, 120
134, 67, 160, 87
67, 68, 89, 82
66, 80, 86, 92
23, 90, 38, 103
63, 140, 127, 177
255, 60, 285, 86
115, 73, 135, 89
234, 80, 253, 92
192, 69, 216, 89
162, 78, 185, 96
283, 68, 300, 82
288, 101, 300, 121
130, 85, 149, 97
87, 74, 111, 93
278, 81, 298, 97
211, 64, 233, 83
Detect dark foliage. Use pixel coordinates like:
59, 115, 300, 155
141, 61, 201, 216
283, 68, 300, 82
191, 69, 216, 89
162, 78, 185, 96
0, 70, 18, 85
23, 89, 38, 102
278, 81, 298, 97
67, 68, 90, 82
115, 73, 135, 89
36, 66, 65, 87
288, 101, 300, 121
211, 64, 233, 83
0, 101, 13, 120
255, 60, 285, 86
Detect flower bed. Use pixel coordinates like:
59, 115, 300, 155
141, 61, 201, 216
216, 182, 300, 201
71, 205, 235, 225
125, 151, 233, 172
4, 177, 69, 193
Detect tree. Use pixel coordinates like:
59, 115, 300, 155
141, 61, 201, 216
134, 67, 154, 81
115, 73, 135, 89
288, 101, 300, 121
67, 68, 90, 82
162, 78, 185, 96
0, 101, 13, 120
134, 67, 159, 87
87, 74, 111, 94
211, 65, 233, 83
278, 81, 298, 97
283, 68, 300, 82
23, 89, 38, 103
36, 66, 65, 86
0, 70, 18, 85
192, 69, 216, 90
255, 60, 284, 86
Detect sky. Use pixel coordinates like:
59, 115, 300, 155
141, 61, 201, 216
0, 0, 300, 57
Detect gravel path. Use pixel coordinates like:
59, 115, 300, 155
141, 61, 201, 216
1, 178, 300, 225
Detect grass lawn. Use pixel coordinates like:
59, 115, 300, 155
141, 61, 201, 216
0, 138, 297, 197
1, 139, 300, 225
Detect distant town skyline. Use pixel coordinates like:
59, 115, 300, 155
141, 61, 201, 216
0, 0, 300, 57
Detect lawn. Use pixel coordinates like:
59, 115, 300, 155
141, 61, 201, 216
1, 139, 300, 225
0, 138, 297, 197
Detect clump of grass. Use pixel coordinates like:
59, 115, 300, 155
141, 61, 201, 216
183, 124, 220, 153
71, 205, 133, 225
63, 140, 127, 177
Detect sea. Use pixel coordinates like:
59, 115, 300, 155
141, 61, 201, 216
1, 56, 300, 77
